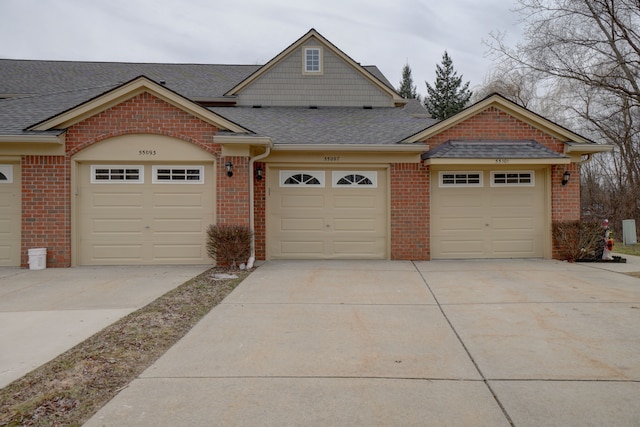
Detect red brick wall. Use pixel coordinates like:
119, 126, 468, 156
253, 162, 266, 259
426, 107, 565, 153
217, 156, 250, 226
21, 155, 71, 267
21, 92, 228, 267
390, 162, 430, 260
551, 162, 581, 258
65, 92, 220, 156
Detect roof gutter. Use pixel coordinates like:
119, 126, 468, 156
564, 141, 614, 154
0, 134, 64, 143
272, 143, 429, 153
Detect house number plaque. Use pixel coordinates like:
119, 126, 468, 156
138, 150, 157, 156
323, 156, 340, 162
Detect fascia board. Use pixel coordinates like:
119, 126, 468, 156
424, 157, 571, 165
272, 143, 429, 153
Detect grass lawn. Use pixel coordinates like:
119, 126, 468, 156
0, 268, 248, 427
614, 242, 640, 256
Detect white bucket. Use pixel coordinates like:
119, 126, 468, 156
28, 248, 47, 270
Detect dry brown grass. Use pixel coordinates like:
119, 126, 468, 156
0, 268, 248, 427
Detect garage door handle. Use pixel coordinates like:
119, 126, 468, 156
145, 226, 151, 229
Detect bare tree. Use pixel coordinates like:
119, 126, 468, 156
486, 0, 640, 237
473, 65, 541, 108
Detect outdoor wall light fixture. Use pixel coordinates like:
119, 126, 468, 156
225, 161, 233, 177
562, 170, 570, 186
255, 166, 263, 181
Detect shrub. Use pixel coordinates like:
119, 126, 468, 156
206, 224, 253, 267
552, 220, 603, 262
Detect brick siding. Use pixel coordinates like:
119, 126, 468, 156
390, 162, 430, 260
20, 92, 225, 267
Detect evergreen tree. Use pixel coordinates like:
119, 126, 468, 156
423, 51, 472, 120
397, 62, 420, 100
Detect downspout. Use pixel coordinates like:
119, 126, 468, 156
247, 142, 272, 269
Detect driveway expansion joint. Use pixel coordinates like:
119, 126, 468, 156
412, 261, 516, 427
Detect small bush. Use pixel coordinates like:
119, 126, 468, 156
206, 224, 253, 267
552, 220, 603, 262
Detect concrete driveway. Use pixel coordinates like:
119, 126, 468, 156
0, 265, 210, 388
86, 258, 640, 426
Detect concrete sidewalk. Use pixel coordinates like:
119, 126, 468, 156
0, 265, 210, 388
86, 258, 640, 426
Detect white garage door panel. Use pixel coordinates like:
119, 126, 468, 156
281, 217, 325, 231
440, 216, 484, 232
334, 240, 384, 256
93, 245, 143, 261
153, 244, 203, 260
91, 218, 143, 233
93, 192, 144, 207
153, 218, 204, 233
334, 194, 376, 208
334, 218, 376, 231
432, 169, 545, 259
280, 241, 324, 254
440, 192, 483, 208
492, 239, 535, 255
268, 168, 387, 259
79, 163, 213, 265
493, 216, 535, 230
0, 164, 21, 266
282, 195, 324, 207
439, 240, 485, 257
154, 192, 203, 207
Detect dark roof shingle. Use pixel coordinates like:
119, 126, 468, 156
421, 140, 568, 160
209, 106, 437, 145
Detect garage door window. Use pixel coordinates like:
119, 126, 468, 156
332, 171, 377, 188
491, 171, 534, 187
91, 165, 143, 183
0, 164, 12, 183
280, 171, 325, 187
153, 166, 204, 184
439, 171, 483, 187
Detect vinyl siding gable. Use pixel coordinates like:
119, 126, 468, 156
236, 39, 394, 107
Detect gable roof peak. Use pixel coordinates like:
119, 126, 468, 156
224, 28, 403, 102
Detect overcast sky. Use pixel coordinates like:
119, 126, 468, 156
0, 0, 524, 97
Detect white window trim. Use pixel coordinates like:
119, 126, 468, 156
490, 170, 535, 187
0, 164, 13, 183
279, 170, 325, 187
303, 47, 323, 75
152, 165, 204, 184
332, 171, 378, 188
91, 165, 144, 184
439, 171, 483, 187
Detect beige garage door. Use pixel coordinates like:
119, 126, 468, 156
431, 169, 546, 259
267, 168, 387, 259
0, 164, 21, 266
78, 163, 214, 265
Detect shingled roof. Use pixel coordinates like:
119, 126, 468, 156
421, 140, 568, 160
0, 59, 405, 138
210, 106, 437, 145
